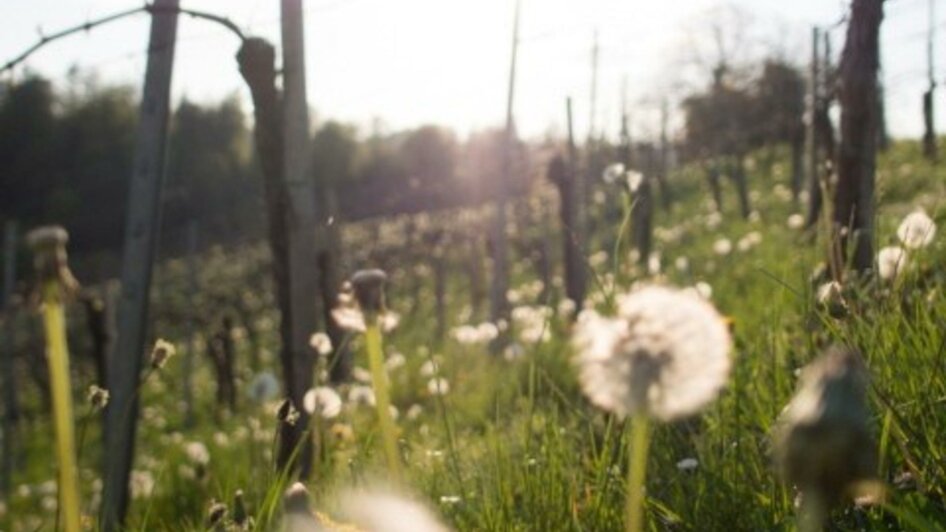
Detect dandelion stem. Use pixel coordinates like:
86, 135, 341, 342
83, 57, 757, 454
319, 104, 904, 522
364, 320, 402, 481
41, 280, 81, 532
626, 415, 651, 532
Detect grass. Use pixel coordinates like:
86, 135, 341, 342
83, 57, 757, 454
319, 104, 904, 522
3, 139, 946, 531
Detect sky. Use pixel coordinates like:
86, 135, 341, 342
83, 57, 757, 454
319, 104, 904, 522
0, 0, 940, 141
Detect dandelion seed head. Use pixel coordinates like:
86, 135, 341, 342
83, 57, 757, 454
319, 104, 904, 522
573, 286, 732, 421
876, 246, 908, 281
184, 441, 210, 466
427, 377, 450, 396
150, 338, 176, 370
602, 162, 626, 184
303, 386, 343, 419
309, 332, 333, 355
712, 238, 732, 256
207, 500, 227, 528
87, 385, 109, 409
348, 385, 376, 407
676, 458, 699, 471
897, 209, 936, 249
337, 489, 450, 532
787, 213, 805, 230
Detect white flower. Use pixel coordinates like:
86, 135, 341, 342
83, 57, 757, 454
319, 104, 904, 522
419, 359, 440, 377
573, 286, 732, 421
353, 366, 373, 383
688, 281, 712, 300
309, 332, 333, 355
876, 246, 908, 281
712, 238, 732, 256
130, 470, 155, 499
787, 213, 805, 230
332, 307, 399, 333
427, 377, 450, 396
386, 352, 407, 371
303, 386, 342, 419
676, 458, 699, 471
647, 253, 661, 275
897, 210, 936, 249
602, 163, 626, 184
406, 404, 424, 420
184, 441, 210, 465
348, 385, 376, 407
706, 211, 722, 229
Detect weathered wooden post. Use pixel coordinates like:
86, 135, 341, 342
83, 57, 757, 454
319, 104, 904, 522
489, 0, 521, 331
804, 26, 821, 208
183, 220, 198, 426
833, 0, 884, 277
923, 0, 937, 161
102, 1, 179, 527
279, 0, 320, 475
1, 220, 17, 496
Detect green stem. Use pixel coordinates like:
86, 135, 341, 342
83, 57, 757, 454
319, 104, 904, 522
626, 415, 651, 532
365, 321, 402, 481
41, 281, 81, 532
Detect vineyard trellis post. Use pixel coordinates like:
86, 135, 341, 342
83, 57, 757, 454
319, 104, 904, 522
101, 0, 180, 528
279, 0, 320, 476
923, 0, 937, 160
804, 26, 821, 208
565, 97, 586, 309
1, 220, 18, 496
833, 0, 883, 278
489, 0, 521, 333
183, 220, 198, 427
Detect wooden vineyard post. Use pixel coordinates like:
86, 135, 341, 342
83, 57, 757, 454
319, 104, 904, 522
101, 1, 179, 528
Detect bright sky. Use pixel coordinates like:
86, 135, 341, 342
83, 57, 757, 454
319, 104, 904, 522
0, 0, 940, 140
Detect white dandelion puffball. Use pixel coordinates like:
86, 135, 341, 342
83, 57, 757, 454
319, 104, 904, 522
876, 246, 908, 281
602, 162, 626, 184
303, 386, 342, 419
676, 458, 699, 472
712, 238, 733, 256
427, 377, 450, 396
184, 441, 210, 465
897, 210, 936, 249
787, 213, 805, 230
337, 489, 450, 532
309, 332, 333, 355
573, 285, 732, 421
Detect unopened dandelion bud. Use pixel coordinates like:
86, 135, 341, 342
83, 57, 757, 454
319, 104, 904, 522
775, 347, 875, 510
206, 500, 227, 529
232, 489, 250, 528
283, 482, 326, 532
149, 338, 176, 369
351, 269, 388, 316
87, 385, 109, 409
26, 225, 79, 299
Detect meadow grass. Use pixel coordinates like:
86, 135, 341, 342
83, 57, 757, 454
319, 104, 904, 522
3, 140, 946, 530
